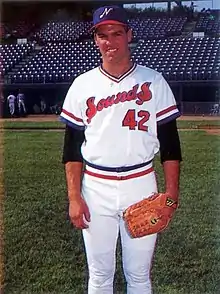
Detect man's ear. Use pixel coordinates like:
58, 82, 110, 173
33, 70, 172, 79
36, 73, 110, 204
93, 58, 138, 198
127, 28, 133, 43
94, 33, 99, 47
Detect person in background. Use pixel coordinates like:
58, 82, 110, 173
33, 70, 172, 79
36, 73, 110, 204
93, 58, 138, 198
40, 97, 47, 114
7, 93, 16, 117
17, 89, 27, 116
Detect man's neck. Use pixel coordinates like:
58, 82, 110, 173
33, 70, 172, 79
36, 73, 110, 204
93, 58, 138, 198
102, 59, 133, 78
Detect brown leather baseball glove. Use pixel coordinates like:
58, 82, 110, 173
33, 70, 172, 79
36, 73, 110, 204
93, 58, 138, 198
123, 193, 178, 238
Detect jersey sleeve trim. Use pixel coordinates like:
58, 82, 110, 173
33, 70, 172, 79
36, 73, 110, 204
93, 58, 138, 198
61, 109, 84, 123
156, 105, 180, 122
156, 105, 177, 118
60, 116, 85, 131
60, 109, 85, 129
157, 111, 181, 125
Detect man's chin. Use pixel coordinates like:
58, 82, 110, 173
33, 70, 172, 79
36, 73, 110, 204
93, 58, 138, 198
104, 56, 121, 63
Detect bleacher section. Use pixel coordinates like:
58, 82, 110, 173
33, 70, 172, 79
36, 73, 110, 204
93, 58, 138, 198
2, 11, 220, 85
33, 21, 92, 43
195, 13, 220, 36
1, 21, 37, 39
128, 16, 187, 40
32, 16, 187, 43
5, 37, 219, 84
1, 43, 35, 76
133, 37, 220, 81
9, 41, 101, 84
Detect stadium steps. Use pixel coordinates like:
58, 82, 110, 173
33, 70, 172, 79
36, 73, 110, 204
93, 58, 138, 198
181, 20, 197, 38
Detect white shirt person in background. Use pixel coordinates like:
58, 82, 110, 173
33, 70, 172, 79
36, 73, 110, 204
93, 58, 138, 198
7, 93, 16, 117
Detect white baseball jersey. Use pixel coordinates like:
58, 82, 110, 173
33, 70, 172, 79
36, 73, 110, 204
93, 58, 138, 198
7, 95, 16, 104
60, 63, 180, 168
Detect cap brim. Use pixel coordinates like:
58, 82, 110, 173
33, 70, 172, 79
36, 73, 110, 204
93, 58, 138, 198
89, 20, 127, 33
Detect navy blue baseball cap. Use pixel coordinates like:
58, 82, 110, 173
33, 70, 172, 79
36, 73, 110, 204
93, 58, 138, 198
91, 5, 128, 31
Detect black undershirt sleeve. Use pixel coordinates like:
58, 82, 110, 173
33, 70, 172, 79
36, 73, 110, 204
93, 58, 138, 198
157, 119, 182, 164
62, 119, 182, 165
62, 125, 85, 164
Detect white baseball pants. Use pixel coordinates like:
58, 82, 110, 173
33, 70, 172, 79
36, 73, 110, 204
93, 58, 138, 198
81, 163, 158, 294
18, 100, 26, 114
9, 103, 15, 116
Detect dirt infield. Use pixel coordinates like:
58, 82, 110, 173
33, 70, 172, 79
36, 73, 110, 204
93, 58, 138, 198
205, 129, 220, 135
0, 115, 59, 122
178, 115, 220, 121
180, 116, 220, 135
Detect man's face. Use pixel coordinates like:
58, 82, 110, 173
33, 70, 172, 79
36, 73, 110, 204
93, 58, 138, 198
94, 24, 132, 64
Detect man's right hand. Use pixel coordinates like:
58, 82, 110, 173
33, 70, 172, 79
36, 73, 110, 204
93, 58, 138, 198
69, 198, 91, 229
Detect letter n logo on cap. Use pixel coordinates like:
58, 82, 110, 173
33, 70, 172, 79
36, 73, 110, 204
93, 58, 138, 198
100, 7, 113, 19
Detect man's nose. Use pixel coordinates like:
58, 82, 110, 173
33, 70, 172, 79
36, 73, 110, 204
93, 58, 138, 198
105, 36, 114, 46
105, 39, 111, 46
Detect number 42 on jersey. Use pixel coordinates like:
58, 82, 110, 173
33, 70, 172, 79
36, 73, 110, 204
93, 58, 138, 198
122, 109, 150, 131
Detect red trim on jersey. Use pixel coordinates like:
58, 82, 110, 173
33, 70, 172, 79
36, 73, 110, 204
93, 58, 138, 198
62, 109, 83, 123
156, 105, 177, 118
84, 167, 154, 181
99, 63, 137, 83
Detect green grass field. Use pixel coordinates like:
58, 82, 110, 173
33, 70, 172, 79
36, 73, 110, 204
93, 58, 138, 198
2, 121, 220, 294
2, 119, 220, 130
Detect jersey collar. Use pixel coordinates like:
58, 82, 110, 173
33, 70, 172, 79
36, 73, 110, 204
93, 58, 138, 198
99, 63, 137, 83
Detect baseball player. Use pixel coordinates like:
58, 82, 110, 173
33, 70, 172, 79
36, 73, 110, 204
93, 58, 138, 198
60, 5, 182, 294
17, 89, 26, 116
7, 93, 16, 117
